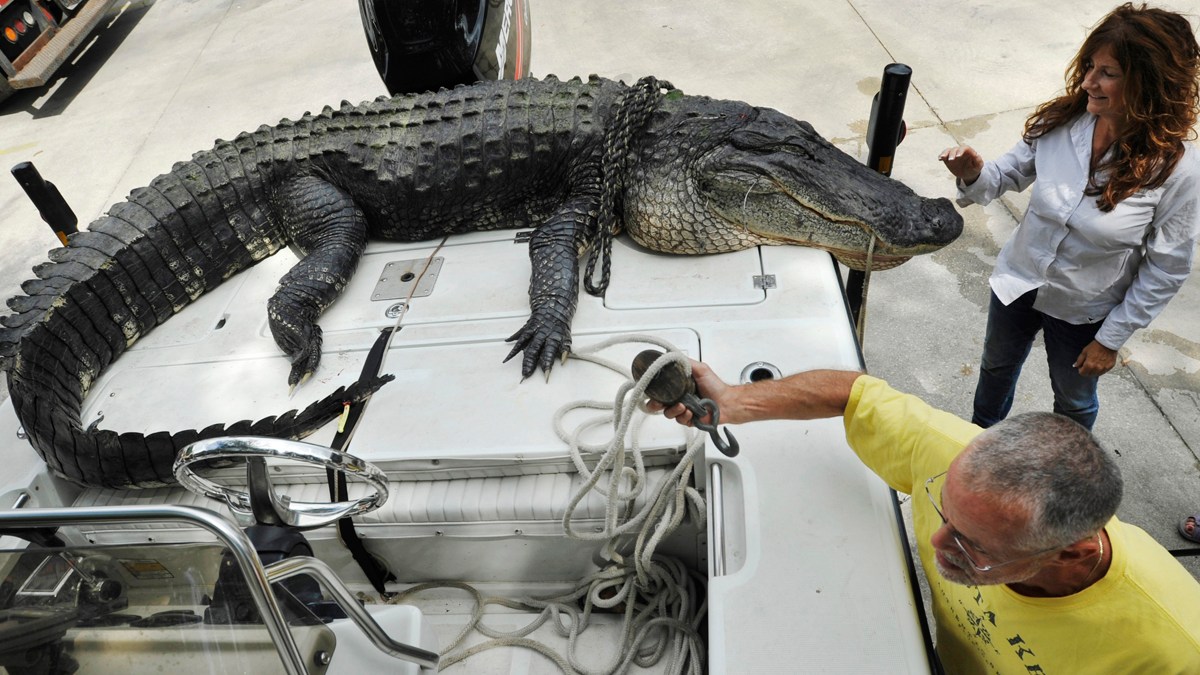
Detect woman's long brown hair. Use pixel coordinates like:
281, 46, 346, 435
1024, 3, 1200, 211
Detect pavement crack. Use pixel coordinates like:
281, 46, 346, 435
1119, 358, 1196, 459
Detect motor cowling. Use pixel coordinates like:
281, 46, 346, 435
358, 0, 531, 95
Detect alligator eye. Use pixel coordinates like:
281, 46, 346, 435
779, 143, 816, 162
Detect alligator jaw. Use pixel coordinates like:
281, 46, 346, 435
737, 216, 918, 271
743, 179, 931, 268
663, 105, 964, 263
829, 249, 912, 271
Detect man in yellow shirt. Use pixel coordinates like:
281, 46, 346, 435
657, 365, 1200, 673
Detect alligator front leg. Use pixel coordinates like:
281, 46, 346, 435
268, 176, 368, 387
505, 194, 597, 378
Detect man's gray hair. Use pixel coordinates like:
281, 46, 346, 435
958, 412, 1123, 552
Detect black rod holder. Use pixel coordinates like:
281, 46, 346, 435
848, 63, 913, 334
11, 161, 78, 246
866, 63, 912, 176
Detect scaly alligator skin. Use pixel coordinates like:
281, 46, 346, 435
0, 76, 961, 488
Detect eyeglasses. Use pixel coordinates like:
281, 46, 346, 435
923, 471, 1059, 573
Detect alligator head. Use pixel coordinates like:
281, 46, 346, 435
623, 98, 962, 269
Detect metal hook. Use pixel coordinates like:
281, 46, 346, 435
689, 399, 740, 457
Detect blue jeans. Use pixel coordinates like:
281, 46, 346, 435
972, 290, 1102, 431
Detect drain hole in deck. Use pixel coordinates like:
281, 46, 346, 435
740, 361, 782, 384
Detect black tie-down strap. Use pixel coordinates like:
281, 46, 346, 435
327, 327, 396, 594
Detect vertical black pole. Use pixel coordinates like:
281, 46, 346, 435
867, 63, 912, 176
11, 162, 78, 246
848, 63, 912, 330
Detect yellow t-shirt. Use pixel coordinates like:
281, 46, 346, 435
844, 375, 1200, 674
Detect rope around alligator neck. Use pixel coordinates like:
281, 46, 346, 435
389, 334, 707, 674
584, 77, 676, 298
854, 234, 878, 346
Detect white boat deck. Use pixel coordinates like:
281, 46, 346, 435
0, 234, 933, 671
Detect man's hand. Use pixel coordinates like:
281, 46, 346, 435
1074, 340, 1118, 376
938, 145, 984, 186
646, 360, 734, 426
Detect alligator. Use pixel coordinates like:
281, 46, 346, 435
0, 75, 962, 489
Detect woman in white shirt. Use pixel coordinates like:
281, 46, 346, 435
940, 3, 1200, 433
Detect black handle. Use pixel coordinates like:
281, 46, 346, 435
866, 63, 912, 176
12, 161, 78, 246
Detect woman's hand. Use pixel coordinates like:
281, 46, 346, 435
1074, 340, 1119, 376
938, 145, 984, 185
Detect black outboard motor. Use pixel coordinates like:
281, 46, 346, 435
358, 0, 531, 95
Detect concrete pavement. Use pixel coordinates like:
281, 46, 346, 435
0, 0, 1196, 580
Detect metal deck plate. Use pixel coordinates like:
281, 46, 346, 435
370, 257, 444, 301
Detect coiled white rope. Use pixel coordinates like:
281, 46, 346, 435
389, 334, 708, 674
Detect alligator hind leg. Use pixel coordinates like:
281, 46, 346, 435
268, 176, 368, 387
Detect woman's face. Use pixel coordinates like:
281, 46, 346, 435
1082, 45, 1127, 125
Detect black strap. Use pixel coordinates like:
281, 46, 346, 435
327, 327, 396, 593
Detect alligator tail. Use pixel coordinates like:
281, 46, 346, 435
0, 138, 384, 489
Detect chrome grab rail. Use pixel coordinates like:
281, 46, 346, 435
0, 505, 309, 675
174, 436, 390, 529
710, 462, 727, 577
266, 556, 440, 670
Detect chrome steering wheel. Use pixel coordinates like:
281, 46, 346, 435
174, 436, 389, 530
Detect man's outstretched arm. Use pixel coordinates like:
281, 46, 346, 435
658, 362, 863, 425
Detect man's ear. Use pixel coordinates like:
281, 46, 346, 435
1044, 536, 1099, 568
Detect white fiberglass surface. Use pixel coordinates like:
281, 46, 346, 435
49, 238, 929, 672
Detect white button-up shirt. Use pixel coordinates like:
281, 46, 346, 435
958, 113, 1200, 349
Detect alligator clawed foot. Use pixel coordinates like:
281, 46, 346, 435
504, 316, 572, 380
287, 360, 316, 389
277, 322, 323, 390
543, 352, 572, 382
287, 372, 313, 398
